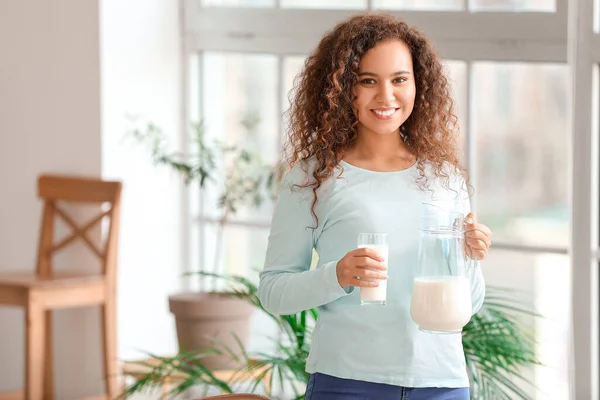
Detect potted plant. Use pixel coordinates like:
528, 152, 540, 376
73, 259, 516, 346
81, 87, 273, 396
122, 273, 542, 400
129, 119, 281, 369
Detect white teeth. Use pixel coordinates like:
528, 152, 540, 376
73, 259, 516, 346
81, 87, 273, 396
373, 109, 396, 117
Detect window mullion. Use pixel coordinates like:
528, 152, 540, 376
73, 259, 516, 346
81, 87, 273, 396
594, 0, 600, 33
593, 65, 600, 249
198, 216, 271, 229
197, 51, 207, 292
183, 36, 568, 63
568, 0, 596, 397
490, 243, 568, 255
180, 49, 193, 292
592, 35, 600, 62
277, 56, 285, 159
556, 0, 569, 19
186, 8, 566, 40
465, 61, 477, 212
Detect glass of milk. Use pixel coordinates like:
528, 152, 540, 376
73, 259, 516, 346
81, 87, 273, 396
357, 233, 388, 306
410, 203, 475, 334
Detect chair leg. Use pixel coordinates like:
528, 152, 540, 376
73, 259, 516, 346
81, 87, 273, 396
101, 297, 118, 399
25, 301, 45, 400
44, 311, 54, 400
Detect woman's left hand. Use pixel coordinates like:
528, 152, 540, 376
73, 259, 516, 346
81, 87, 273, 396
464, 212, 492, 261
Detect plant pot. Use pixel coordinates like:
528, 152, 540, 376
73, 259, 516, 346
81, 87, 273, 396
169, 291, 255, 370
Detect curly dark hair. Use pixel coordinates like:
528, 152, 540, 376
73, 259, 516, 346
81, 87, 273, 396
284, 13, 468, 224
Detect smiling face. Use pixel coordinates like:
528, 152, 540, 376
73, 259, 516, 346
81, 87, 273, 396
353, 39, 416, 137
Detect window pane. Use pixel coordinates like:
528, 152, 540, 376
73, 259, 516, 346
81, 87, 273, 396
472, 62, 569, 247
283, 56, 305, 104
283, 55, 306, 144
201, 52, 279, 221
482, 250, 570, 399
282, 0, 365, 8
469, 0, 555, 12
373, 0, 462, 11
202, 0, 274, 7
445, 60, 468, 162
201, 223, 269, 282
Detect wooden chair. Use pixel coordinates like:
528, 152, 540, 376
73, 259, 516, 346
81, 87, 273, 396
0, 174, 122, 400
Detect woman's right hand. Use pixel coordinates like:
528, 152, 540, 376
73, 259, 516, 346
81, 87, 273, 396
336, 248, 388, 289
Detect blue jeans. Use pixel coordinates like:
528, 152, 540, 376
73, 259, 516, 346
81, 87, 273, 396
304, 373, 470, 400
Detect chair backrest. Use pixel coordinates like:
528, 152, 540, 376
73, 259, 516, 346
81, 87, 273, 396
197, 395, 270, 400
36, 174, 122, 282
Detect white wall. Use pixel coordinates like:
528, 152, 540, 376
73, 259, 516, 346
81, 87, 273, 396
99, 0, 182, 362
0, 0, 103, 398
0, 0, 183, 398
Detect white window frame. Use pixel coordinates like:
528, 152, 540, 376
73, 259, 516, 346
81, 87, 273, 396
568, 1, 599, 399
180, 0, 600, 397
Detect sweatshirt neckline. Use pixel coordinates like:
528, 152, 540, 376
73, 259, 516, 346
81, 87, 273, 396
339, 159, 418, 175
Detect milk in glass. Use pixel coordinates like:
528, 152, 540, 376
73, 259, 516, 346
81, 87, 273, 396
358, 243, 388, 305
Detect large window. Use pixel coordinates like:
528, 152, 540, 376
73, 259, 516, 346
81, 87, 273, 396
183, 0, 600, 397
472, 63, 569, 248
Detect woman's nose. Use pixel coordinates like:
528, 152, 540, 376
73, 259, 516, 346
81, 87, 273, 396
376, 82, 395, 104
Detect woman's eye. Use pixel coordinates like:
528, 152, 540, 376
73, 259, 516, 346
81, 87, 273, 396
360, 78, 376, 84
394, 77, 407, 83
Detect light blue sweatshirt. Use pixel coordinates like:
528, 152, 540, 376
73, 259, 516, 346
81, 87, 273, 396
258, 159, 485, 388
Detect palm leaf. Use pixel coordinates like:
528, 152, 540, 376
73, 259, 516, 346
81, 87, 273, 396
122, 274, 542, 400
119, 350, 233, 398
463, 287, 541, 400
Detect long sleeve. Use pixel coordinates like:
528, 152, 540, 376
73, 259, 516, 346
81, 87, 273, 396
456, 175, 486, 315
258, 166, 350, 316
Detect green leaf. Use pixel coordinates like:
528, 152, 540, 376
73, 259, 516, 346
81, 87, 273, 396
122, 270, 541, 400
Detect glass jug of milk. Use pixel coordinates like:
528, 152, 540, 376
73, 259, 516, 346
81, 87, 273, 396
410, 203, 474, 334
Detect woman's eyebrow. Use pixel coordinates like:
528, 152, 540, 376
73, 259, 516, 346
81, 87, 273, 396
358, 70, 412, 77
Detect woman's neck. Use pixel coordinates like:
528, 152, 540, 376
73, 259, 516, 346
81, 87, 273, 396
344, 129, 415, 171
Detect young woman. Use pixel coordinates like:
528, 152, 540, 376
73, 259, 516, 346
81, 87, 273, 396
258, 13, 492, 400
